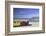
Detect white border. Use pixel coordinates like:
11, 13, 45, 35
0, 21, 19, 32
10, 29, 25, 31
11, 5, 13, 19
10, 5, 42, 32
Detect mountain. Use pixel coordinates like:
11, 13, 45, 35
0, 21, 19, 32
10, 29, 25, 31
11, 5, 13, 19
14, 17, 39, 22
29, 17, 39, 22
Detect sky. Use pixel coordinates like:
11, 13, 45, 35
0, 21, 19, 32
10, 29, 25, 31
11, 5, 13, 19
13, 8, 39, 19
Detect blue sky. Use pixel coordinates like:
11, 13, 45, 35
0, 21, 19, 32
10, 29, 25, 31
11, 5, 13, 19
13, 8, 39, 18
